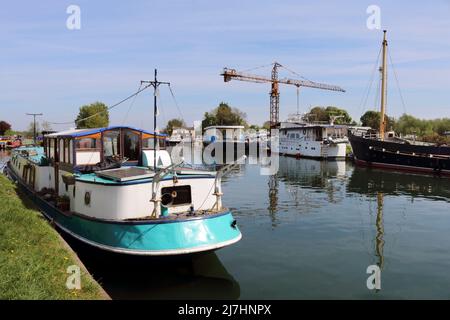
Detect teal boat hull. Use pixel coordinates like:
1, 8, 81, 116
6, 164, 242, 256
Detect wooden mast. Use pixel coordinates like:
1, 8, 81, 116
379, 30, 388, 140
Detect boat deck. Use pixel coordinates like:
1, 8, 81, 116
75, 166, 215, 185
12, 146, 46, 165
122, 208, 229, 222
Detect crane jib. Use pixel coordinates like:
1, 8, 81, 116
221, 63, 345, 126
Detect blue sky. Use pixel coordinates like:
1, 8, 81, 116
1, 0, 450, 131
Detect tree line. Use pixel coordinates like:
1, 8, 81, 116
3, 101, 449, 144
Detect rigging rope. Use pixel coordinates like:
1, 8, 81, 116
168, 84, 185, 121
121, 83, 143, 125
358, 46, 382, 114
388, 48, 408, 115
47, 83, 153, 125
374, 71, 381, 112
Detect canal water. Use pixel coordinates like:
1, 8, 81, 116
2, 147, 450, 299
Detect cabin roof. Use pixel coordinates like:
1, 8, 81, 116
279, 122, 347, 130
44, 126, 167, 138
204, 125, 245, 130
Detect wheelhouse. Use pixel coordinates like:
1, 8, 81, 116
43, 126, 167, 171
280, 125, 347, 142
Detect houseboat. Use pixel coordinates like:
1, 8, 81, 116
168, 127, 194, 146
203, 126, 245, 146
349, 31, 450, 175
4, 126, 242, 255
276, 114, 348, 159
202, 125, 246, 163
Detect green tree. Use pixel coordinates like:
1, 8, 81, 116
201, 102, 248, 129
324, 106, 352, 124
394, 113, 450, 137
202, 112, 216, 129
75, 102, 109, 129
165, 118, 186, 135
5, 129, 22, 136
360, 110, 395, 130
307, 106, 328, 122
306, 106, 352, 124
0, 121, 11, 135
262, 121, 271, 130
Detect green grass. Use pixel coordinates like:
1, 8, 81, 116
0, 174, 108, 300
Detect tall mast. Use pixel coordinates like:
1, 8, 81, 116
379, 30, 388, 140
141, 69, 170, 171
153, 69, 158, 171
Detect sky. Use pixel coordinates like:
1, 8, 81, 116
1, 0, 450, 132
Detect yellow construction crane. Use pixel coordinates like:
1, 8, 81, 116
221, 62, 345, 128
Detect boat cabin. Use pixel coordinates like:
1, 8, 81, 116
203, 125, 245, 144
280, 123, 347, 142
43, 126, 167, 172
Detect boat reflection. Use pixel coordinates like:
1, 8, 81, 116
62, 234, 240, 300
347, 166, 450, 202
348, 166, 450, 280
269, 157, 348, 209
375, 192, 385, 270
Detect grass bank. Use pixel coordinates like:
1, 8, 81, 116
0, 173, 108, 299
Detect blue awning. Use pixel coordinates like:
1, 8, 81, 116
45, 126, 168, 138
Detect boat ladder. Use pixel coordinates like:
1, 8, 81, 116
321, 144, 329, 158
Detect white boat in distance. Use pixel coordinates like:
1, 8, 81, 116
203, 125, 245, 146
168, 127, 194, 146
276, 114, 348, 159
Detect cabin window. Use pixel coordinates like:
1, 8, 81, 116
76, 138, 98, 150
143, 137, 165, 149
69, 140, 73, 164
59, 139, 64, 162
103, 130, 121, 158
65, 139, 70, 163
142, 137, 155, 149
49, 139, 55, 159
123, 129, 140, 162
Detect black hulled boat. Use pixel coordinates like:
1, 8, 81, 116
349, 31, 450, 176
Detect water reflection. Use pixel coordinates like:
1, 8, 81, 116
375, 192, 385, 269
268, 157, 348, 214
347, 166, 450, 202
0, 150, 10, 164
5, 145, 450, 299
63, 234, 240, 299
348, 167, 450, 276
